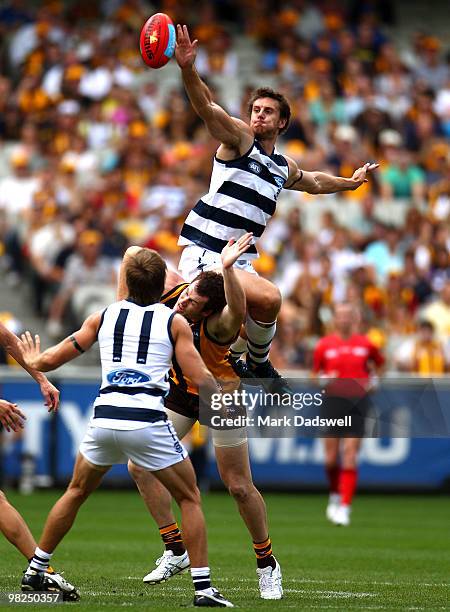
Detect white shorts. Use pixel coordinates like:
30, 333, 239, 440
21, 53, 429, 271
79, 421, 188, 471
166, 408, 247, 448
178, 245, 257, 282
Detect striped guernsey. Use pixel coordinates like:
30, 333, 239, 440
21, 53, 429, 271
179, 139, 289, 259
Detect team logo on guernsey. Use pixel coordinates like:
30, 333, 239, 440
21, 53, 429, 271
248, 160, 262, 174
107, 369, 151, 385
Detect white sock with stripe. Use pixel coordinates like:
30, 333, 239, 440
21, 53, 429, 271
27, 547, 52, 574
229, 336, 247, 360
245, 314, 276, 365
191, 566, 212, 593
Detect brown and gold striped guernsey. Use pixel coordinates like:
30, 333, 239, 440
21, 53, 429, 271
161, 283, 190, 309
160, 283, 239, 395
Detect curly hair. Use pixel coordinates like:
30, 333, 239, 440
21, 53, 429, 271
192, 271, 226, 314
247, 87, 291, 134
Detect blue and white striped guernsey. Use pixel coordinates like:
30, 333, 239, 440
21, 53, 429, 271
178, 139, 289, 259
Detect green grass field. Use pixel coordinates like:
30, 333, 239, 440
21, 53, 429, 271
0, 490, 449, 610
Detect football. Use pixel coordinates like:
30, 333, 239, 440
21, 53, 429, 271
139, 12, 176, 69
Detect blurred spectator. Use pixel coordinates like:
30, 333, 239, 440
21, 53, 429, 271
0, 148, 40, 223
28, 203, 76, 316
196, 30, 238, 77
396, 320, 447, 374
378, 130, 426, 202
364, 225, 404, 283
413, 36, 449, 91
46, 230, 116, 338
421, 282, 450, 345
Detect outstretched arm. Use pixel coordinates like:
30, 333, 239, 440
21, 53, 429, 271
0, 322, 59, 412
207, 233, 252, 342
175, 24, 253, 152
18, 312, 101, 372
285, 157, 379, 194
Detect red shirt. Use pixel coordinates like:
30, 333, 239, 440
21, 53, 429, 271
313, 334, 384, 396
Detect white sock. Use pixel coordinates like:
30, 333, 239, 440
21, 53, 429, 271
191, 566, 211, 592
245, 314, 276, 365
28, 547, 52, 573
329, 493, 340, 505
230, 336, 247, 359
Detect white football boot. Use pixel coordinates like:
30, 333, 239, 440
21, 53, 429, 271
143, 550, 190, 584
257, 558, 283, 600
333, 504, 351, 526
326, 493, 341, 522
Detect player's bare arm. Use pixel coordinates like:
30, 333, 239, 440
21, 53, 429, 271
171, 314, 219, 393
284, 157, 379, 194
207, 233, 252, 342
175, 24, 253, 157
18, 312, 101, 372
0, 322, 59, 412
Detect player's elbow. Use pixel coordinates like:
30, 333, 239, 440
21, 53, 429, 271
231, 299, 246, 324
194, 369, 215, 391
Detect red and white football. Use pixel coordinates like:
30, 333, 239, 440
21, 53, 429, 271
139, 13, 176, 69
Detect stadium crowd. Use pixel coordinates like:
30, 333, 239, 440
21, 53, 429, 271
0, 0, 449, 372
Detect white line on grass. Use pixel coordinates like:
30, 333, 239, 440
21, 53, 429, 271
215, 576, 449, 588
285, 588, 377, 599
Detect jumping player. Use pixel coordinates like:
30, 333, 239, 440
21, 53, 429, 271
174, 24, 378, 392
118, 237, 283, 599
17, 249, 233, 608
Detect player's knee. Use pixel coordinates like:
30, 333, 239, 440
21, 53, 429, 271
342, 454, 358, 470
227, 480, 252, 504
0, 490, 9, 506
248, 283, 281, 320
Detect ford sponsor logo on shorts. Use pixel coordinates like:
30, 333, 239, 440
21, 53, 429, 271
248, 160, 262, 174
107, 369, 151, 385
274, 175, 285, 188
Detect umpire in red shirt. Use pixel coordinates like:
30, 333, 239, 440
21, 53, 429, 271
312, 303, 384, 526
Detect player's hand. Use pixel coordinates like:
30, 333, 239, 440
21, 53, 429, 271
349, 162, 379, 189
18, 331, 41, 370
38, 377, 60, 413
175, 24, 198, 69
221, 233, 253, 269
0, 399, 26, 433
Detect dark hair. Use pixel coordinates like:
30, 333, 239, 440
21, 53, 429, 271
192, 271, 226, 314
126, 248, 166, 305
247, 87, 291, 134
418, 320, 434, 332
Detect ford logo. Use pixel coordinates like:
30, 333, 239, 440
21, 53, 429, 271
107, 369, 151, 385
